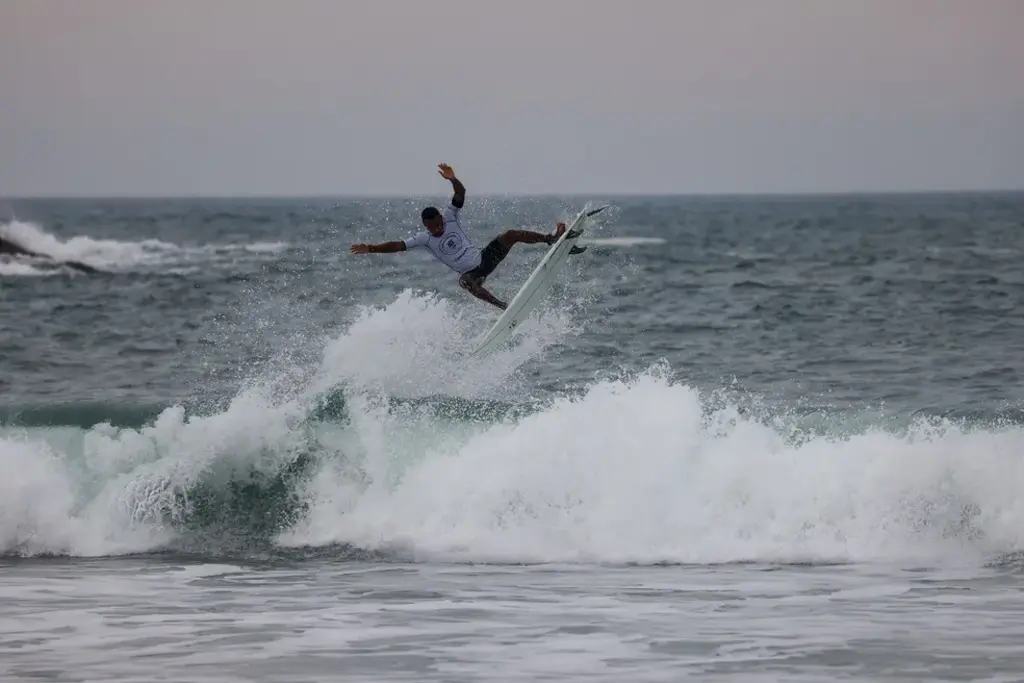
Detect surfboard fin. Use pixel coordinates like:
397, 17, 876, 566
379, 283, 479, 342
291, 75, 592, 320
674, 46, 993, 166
569, 245, 587, 255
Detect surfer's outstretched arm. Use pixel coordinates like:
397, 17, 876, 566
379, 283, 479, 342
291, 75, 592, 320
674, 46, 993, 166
438, 163, 465, 208
350, 241, 407, 254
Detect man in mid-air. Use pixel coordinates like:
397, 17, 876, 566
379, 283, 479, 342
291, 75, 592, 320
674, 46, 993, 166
350, 163, 580, 310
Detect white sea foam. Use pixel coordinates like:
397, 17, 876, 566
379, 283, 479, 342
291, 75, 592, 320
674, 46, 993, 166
282, 370, 1024, 566
0, 219, 289, 274
4, 290, 1021, 566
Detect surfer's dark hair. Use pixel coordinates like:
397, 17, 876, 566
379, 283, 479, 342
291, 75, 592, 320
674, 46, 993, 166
421, 206, 441, 221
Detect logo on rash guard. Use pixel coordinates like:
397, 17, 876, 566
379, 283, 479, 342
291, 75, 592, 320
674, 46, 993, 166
439, 232, 464, 256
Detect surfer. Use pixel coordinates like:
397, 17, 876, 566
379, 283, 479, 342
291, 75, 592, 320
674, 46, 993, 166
349, 163, 581, 310
0, 234, 100, 274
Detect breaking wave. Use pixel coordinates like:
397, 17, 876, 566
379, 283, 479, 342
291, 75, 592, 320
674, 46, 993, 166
2, 290, 1022, 567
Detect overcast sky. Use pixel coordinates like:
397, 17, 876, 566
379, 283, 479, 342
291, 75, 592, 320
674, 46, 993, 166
2, 0, 1022, 196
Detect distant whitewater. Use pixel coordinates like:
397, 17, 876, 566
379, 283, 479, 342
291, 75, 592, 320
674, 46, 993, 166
0, 218, 289, 276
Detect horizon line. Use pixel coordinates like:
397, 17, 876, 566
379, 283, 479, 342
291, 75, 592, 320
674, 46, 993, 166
4, 187, 1023, 202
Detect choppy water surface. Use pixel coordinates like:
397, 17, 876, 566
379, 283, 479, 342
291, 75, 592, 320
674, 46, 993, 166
2, 193, 1024, 681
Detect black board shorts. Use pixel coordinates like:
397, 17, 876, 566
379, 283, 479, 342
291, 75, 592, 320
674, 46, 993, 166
463, 238, 509, 282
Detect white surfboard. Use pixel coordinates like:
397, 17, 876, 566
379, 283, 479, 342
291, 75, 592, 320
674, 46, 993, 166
471, 205, 608, 356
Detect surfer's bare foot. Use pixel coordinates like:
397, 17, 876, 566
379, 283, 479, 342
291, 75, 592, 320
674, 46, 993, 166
546, 222, 567, 245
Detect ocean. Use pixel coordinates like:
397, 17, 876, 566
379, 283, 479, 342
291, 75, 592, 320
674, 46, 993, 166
2, 192, 1024, 681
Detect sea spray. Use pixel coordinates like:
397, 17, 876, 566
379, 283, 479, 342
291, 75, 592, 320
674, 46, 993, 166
0, 290, 567, 556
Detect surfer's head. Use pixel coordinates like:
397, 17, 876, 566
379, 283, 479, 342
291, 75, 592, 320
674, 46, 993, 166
421, 206, 444, 235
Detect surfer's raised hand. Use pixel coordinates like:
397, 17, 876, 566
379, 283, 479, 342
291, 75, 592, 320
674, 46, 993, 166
438, 163, 466, 207
350, 244, 370, 254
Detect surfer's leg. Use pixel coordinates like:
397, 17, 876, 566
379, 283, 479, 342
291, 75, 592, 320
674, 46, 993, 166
496, 222, 568, 250
472, 238, 512, 280
496, 230, 550, 248
459, 241, 510, 309
459, 272, 507, 310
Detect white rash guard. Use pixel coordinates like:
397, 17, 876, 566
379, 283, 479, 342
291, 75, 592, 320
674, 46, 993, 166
403, 203, 483, 274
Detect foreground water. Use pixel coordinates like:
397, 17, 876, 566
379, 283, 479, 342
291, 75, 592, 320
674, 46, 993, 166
5, 558, 1024, 682
2, 193, 1023, 680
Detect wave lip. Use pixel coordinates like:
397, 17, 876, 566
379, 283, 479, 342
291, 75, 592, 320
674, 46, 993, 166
0, 382, 315, 558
